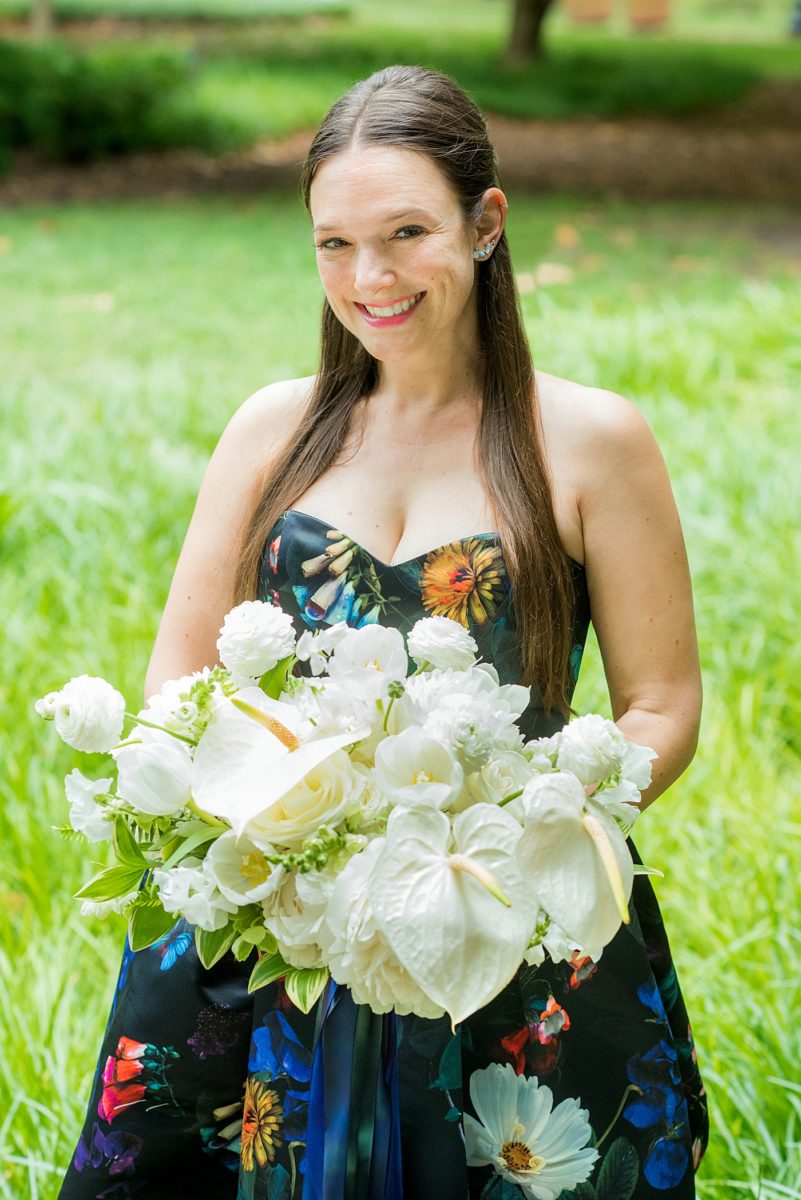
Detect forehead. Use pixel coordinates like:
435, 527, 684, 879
309, 144, 461, 229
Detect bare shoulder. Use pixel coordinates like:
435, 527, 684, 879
220, 374, 316, 478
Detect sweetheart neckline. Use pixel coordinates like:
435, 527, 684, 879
279, 508, 586, 573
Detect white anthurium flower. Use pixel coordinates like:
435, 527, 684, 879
326, 625, 408, 703
464, 1063, 598, 1200
515, 772, 633, 960
369, 803, 534, 1027
64, 769, 113, 841
36, 674, 126, 753
261, 863, 338, 969
319, 840, 445, 1018
555, 713, 626, 788
191, 691, 369, 836
244, 748, 366, 850
464, 750, 533, 813
374, 727, 464, 811
216, 599, 296, 679
152, 858, 238, 932
114, 735, 193, 818
407, 615, 478, 671
205, 830, 282, 905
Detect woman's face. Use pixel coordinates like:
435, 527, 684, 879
309, 143, 484, 364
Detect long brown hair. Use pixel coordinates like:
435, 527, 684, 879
233, 65, 576, 716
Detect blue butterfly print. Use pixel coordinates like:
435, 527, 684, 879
151, 923, 193, 971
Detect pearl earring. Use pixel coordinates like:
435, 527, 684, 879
473, 239, 496, 260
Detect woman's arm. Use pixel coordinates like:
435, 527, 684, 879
143, 377, 312, 704
575, 389, 702, 812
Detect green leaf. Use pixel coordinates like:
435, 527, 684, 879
160, 825, 219, 870
113, 817, 147, 867
258, 655, 293, 699
247, 951, 291, 993
632, 863, 664, 878
128, 897, 178, 951
232, 935, 257, 962
596, 1137, 639, 1200
284, 966, 329, 1013
75, 863, 145, 901
194, 923, 236, 969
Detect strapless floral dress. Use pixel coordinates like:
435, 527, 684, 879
58, 508, 708, 1200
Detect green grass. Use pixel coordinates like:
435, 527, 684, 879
0, 193, 800, 1197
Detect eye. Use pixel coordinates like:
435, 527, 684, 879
316, 237, 348, 251
393, 225, 424, 240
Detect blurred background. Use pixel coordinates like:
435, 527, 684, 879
1, 2, 799, 1197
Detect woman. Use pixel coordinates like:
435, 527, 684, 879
59, 65, 708, 1200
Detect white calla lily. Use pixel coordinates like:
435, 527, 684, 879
369, 803, 535, 1027
515, 772, 633, 960
192, 691, 369, 835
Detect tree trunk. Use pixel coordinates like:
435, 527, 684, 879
507, 0, 557, 63
30, 0, 54, 39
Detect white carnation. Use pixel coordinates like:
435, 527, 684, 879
216, 600, 296, 678
556, 714, 627, 787
36, 675, 126, 753
407, 616, 478, 671
319, 841, 444, 1018
152, 858, 237, 932
65, 768, 113, 841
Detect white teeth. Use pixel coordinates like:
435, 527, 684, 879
363, 293, 422, 318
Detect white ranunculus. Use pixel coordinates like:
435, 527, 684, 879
407, 615, 478, 671
143, 667, 220, 733
114, 736, 193, 817
326, 626, 408, 703
423, 691, 524, 771
216, 600, 296, 679
374, 727, 464, 811
515, 772, 633, 960
464, 750, 533, 812
64, 768, 113, 841
152, 858, 237, 932
555, 713, 626, 787
205, 830, 282, 905
36, 675, 126, 753
261, 864, 337, 970
295, 622, 350, 675
319, 841, 445, 1018
244, 748, 366, 850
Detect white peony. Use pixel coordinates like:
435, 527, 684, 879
36, 675, 126, 753
244, 748, 366, 850
261, 864, 337, 969
113, 735, 193, 817
319, 840, 445, 1017
555, 713, 626, 787
152, 858, 237, 932
424, 691, 524, 771
64, 768, 113, 841
205, 830, 283, 905
407, 615, 478, 671
216, 600, 296, 679
374, 727, 464, 811
326, 625, 408, 703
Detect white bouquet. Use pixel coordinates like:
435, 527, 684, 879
37, 602, 657, 1027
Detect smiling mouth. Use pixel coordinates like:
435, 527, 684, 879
355, 292, 425, 319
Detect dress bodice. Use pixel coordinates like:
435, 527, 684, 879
258, 508, 591, 740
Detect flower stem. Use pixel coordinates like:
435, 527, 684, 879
595, 1084, 643, 1149
124, 712, 195, 746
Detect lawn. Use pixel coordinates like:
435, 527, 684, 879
0, 192, 800, 1198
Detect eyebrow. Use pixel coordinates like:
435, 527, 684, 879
313, 208, 432, 233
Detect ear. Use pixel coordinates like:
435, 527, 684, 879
474, 187, 508, 251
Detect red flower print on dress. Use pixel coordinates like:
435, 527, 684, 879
497, 995, 571, 1076
98, 1036, 181, 1123
568, 952, 599, 990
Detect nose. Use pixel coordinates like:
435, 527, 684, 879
352, 245, 396, 298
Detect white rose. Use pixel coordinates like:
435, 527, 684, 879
327, 626, 408, 702
205, 830, 282, 905
216, 600, 296, 678
152, 858, 237, 932
464, 750, 533, 812
37, 675, 126, 753
374, 727, 464, 811
65, 768, 113, 841
319, 841, 444, 1018
262, 864, 337, 969
556, 714, 627, 787
114, 736, 193, 817
245, 748, 365, 850
407, 616, 478, 671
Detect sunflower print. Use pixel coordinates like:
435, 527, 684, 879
240, 1077, 283, 1172
419, 537, 507, 626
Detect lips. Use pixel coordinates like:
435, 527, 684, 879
354, 291, 426, 326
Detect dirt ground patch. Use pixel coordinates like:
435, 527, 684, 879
1, 78, 799, 207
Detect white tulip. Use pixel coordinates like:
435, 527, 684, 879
205, 830, 282, 905
374, 727, 464, 811
114, 737, 193, 817
326, 625, 408, 702
216, 600, 296, 678
36, 675, 126, 753
64, 768, 113, 841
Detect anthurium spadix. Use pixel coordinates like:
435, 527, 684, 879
515, 773, 634, 960
368, 803, 535, 1027
191, 688, 370, 837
